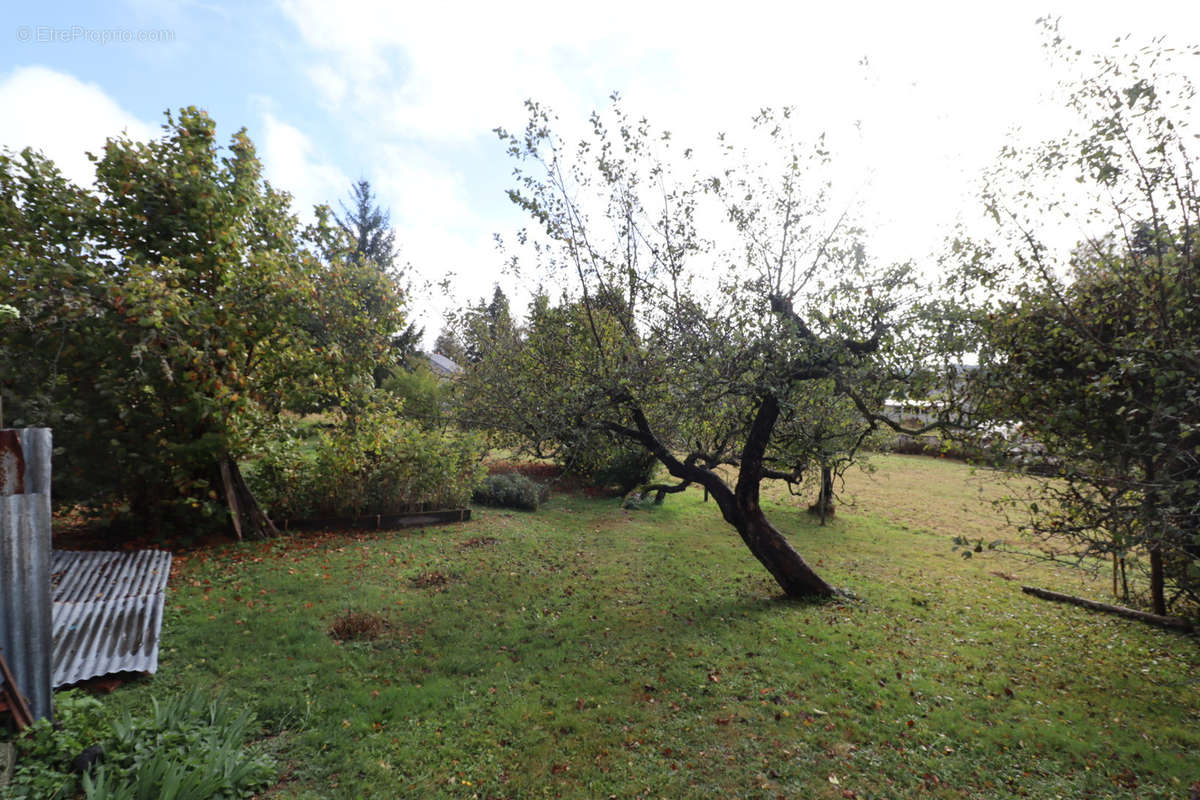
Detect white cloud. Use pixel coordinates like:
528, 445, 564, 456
276, 0, 1200, 146
0, 65, 153, 187
368, 146, 514, 336
258, 112, 349, 221
305, 63, 347, 108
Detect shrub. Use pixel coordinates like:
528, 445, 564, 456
381, 364, 450, 430
472, 473, 547, 511
247, 400, 486, 520
588, 446, 658, 494
561, 434, 657, 494
620, 491, 658, 511
4, 691, 109, 799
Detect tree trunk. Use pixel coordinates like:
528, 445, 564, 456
219, 456, 279, 540
734, 505, 837, 597
1112, 552, 1131, 601
1142, 459, 1166, 615
729, 395, 838, 597
1149, 547, 1166, 616
808, 464, 835, 525
619, 399, 839, 600
820, 465, 833, 523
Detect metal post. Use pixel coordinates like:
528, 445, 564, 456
0, 428, 53, 721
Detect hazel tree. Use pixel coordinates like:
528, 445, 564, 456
0, 109, 406, 538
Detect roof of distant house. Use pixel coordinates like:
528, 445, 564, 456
427, 351, 462, 376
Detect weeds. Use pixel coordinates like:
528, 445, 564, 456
3, 689, 273, 800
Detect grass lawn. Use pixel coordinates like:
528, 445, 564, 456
104, 455, 1197, 798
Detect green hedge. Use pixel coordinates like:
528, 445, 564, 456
248, 406, 485, 520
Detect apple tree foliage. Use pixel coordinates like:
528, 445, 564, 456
964, 27, 1200, 615
489, 101, 967, 598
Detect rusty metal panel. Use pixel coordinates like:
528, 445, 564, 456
0, 430, 27, 495
50, 549, 172, 687
0, 428, 54, 721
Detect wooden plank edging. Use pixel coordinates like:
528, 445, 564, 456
280, 508, 471, 532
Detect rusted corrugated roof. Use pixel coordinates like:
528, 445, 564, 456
50, 549, 172, 688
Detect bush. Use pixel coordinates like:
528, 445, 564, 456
381, 364, 450, 430
561, 434, 657, 494
4, 689, 274, 800
247, 401, 486, 520
472, 473, 547, 511
4, 691, 109, 799
589, 446, 658, 494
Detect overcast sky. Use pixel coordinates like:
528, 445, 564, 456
2, 1, 1198, 343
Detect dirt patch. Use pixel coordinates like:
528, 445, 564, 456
410, 571, 451, 590
328, 611, 388, 642
460, 536, 499, 550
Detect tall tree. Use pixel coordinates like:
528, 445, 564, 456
966, 26, 1200, 615
433, 325, 468, 365
0, 109, 403, 538
456, 286, 519, 364
332, 179, 423, 376
336, 179, 398, 271
495, 102, 965, 598
299, 205, 411, 410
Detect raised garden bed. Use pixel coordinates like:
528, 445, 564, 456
278, 508, 470, 532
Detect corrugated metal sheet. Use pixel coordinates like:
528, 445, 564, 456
0, 428, 54, 721
50, 549, 172, 688
2, 428, 172, 710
